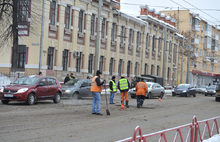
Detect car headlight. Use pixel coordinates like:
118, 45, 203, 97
183, 90, 187, 93
213, 91, 216, 93
0, 88, 3, 92
205, 91, 207, 92
17, 88, 28, 93
172, 90, 174, 92
65, 90, 70, 93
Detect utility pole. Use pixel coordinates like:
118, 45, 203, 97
180, 38, 185, 84
39, 0, 46, 72
177, 7, 179, 29
94, 0, 102, 76
186, 31, 191, 84
11, 0, 18, 73
162, 26, 167, 87
176, 42, 181, 86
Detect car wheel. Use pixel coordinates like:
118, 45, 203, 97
186, 92, 190, 97
205, 93, 207, 96
131, 95, 136, 99
160, 92, 164, 99
73, 92, 80, 100
53, 92, 61, 103
211, 94, 213, 96
147, 92, 152, 99
27, 93, 35, 105
172, 93, 176, 97
193, 93, 196, 97
1, 100, 9, 104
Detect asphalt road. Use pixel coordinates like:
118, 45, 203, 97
0, 93, 219, 142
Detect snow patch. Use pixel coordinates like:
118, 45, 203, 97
203, 134, 220, 142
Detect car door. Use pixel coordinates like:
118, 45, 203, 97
151, 84, 158, 97
78, 80, 88, 97
47, 77, 57, 98
87, 80, 92, 97
36, 78, 49, 99
156, 83, 163, 96
189, 85, 196, 95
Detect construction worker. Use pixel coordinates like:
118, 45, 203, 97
136, 79, 148, 108
109, 76, 116, 104
91, 70, 106, 115
69, 73, 75, 80
118, 76, 130, 108
64, 74, 70, 84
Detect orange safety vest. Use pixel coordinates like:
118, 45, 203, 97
91, 76, 102, 92
136, 82, 148, 96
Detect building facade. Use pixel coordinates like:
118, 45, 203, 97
0, 1, 182, 86
161, 10, 220, 86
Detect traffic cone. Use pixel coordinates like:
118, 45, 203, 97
158, 97, 162, 102
120, 103, 125, 110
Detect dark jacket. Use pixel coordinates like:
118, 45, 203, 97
118, 78, 130, 92
109, 80, 116, 91
64, 77, 70, 84
95, 76, 104, 86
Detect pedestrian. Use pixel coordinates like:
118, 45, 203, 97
118, 76, 130, 108
91, 70, 106, 115
109, 76, 116, 104
64, 74, 70, 84
135, 79, 148, 108
69, 73, 75, 80
39, 72, 42, 76
86, 76, 90, 79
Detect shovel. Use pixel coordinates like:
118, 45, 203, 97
105, 84, 110, 115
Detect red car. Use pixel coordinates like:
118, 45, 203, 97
0, 75, 62, 105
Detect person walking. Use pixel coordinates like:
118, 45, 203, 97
109, 76, 116, 104
39, 72, 42, 76
118, 76, 130, 108
69, 73, 75, 80
136, 79, 148, 108
91, 70, 106, 115
64, 74, 70, 84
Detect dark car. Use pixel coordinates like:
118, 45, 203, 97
0, 75, 62, 105
172, 84, 196, 97
205, 85, 216, 96
61, 79, 92, 99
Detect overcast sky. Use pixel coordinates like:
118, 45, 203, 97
120, 0, 220, 27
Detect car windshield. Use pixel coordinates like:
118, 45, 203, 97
146, 83, 152, 88
198, 85, 206, 88
207, 85, 216, 89
13, 77, 39, 85
176, 84, 190, 89
65, 79, 80, 86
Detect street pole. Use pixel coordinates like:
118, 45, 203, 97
11, 0, 18, 73
39, 0, 45, 72
176, 42, 181, 86
162, 26, 167, 87
94, 0, 102, 77
180, 38, 185, 84
186, 31, 191, 84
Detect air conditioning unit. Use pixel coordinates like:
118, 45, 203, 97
73, 50, 80, 57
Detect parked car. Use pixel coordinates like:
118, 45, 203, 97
196, 85, 207, 94
205, 85, 216, 96
0, 75, 62, 105
172, 84, 196, 97
61, 79, 92, 99
129, 82, 165, 99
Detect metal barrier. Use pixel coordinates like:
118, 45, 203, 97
116, 116, 220, 142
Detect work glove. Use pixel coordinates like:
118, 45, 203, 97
102, 79, 106, 84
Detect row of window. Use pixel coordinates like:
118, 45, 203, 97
192, 61, 220, 72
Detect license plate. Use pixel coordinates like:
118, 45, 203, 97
176, 92, 180, 94
4, 94, 13, 97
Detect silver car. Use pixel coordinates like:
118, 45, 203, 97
62, 79, 92, 99
129, 82, 165, 99
196, 85, 207, 94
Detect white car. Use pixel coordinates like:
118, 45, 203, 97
129, 82, 165, 99
196, 85, 207, 94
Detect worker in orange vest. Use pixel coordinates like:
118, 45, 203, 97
91, 70, 106, 115
135, 79, 148, 108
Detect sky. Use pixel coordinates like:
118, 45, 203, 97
120, 0, 220, 27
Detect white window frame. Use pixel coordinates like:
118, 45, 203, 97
78, 10, 84, 33
90, 14, 95, 35
136, 31, 140, 48
111, 23, 116, 41
129, 29, 133, 46
101, 18, 106, 39
120, 26, 125, 44
64, 5, 71, 29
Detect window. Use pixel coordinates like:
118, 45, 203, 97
118, 59, 123, 76
120, 26, 125, 43
201, 24, 203, 31
99, 56, 104, 73
151, 65, 154, 75
109, 58, 114, 75
146, 34, 149, 49
90, 14, 95, 35
65, 6, 70, 29
197, 35, 199, 39
50, 1, 56, 25
167, 67, 170, 80
47, 47, 54, 70
136, 32, 140, 48
101, 18, 106, 38
144, 64, 147, 75
196, 48, 198, 54
18, 0, 30, 23
203, 50, 206, 57
191, 60, 194, 67
190, 17, 192, 25
39, 78, 47, 86
135, 62, 138, 76
201, 36, 203, 43
203, 63, 205, 70
129, 29, 133, 46
111, 23, 116, 41
127, 61, 131, 77
78, 10, 84, 32
157, 65, 160, 76
88, 54, 93, 73
47, 78, 56, 85
200, 49, 202, 56
62, 50, 68, 71
17, 45, 27, 69
76, 52, 81, 72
